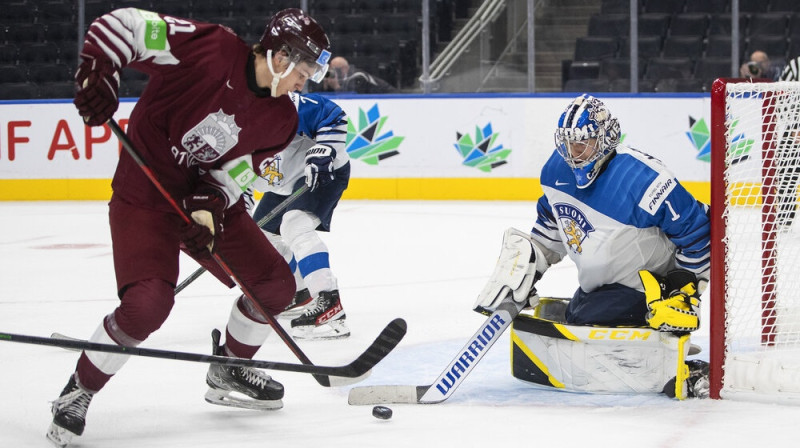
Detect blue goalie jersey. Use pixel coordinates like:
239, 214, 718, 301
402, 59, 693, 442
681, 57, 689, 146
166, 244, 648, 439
531, 145, 710, 293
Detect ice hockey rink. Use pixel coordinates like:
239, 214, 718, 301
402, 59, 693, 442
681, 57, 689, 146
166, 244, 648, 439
2, 200, 799, 448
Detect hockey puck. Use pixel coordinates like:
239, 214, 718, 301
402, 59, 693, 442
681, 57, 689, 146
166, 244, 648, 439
372, 405, 392, 420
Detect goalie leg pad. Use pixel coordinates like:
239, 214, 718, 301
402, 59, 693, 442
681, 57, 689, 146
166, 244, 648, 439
474, 228, 548, 314
510, 313, 692, 398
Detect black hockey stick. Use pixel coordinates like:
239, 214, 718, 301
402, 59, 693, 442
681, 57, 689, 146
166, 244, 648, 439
107, 119, 389, 387
174, 184, 309, 295
1, 318, 406, 379
347, 296, 525, 404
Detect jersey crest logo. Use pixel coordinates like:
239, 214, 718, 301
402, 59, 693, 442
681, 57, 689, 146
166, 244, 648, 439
554, 203, 595, 254
260, 156, 284, 186
181, 109, 241, 162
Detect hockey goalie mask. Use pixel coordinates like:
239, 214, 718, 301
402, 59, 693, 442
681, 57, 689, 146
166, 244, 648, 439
554, 94, 620, 188
261, 9, 332, 93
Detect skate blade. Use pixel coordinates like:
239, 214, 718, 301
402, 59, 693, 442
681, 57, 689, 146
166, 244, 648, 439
204, 389, 283, 411
292, 322, 351, 340
46, 423, 74, 448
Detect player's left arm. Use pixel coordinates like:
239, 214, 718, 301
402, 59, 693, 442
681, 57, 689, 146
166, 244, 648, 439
639, 166, 710, 283
297, 94, 349, 156
293, 94, 349, 191
659, 186, 710, 283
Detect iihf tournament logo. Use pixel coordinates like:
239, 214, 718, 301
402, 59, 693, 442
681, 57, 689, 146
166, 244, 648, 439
554, 203, 594, 254
686, 116, 753, 163
453, 122, 511, 172
182, 109, 241, 162
346, 103, 403, 165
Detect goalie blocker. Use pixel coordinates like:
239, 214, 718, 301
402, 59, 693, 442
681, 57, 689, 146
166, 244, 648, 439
510, 298, 708, 400
473, 228, 549, 315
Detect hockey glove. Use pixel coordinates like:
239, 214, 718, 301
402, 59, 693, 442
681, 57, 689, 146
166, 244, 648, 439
74, 57, 120, 127
639, 270, 703, 333
180, 188, 225, 255
304, 144, 336, 192
473, 228, 549, 315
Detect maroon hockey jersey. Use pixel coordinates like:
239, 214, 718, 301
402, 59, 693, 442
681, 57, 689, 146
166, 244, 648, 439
81, 8, 298, 210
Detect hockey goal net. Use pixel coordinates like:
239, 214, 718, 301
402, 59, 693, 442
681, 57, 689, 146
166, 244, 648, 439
710, 79, 800, 401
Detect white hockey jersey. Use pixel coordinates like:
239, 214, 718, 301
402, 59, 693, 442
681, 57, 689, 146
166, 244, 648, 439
252, 92, 349, 195
531, 145, 710, 293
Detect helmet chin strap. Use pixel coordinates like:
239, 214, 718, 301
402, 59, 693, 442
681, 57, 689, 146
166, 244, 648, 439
266, 50, 297, 97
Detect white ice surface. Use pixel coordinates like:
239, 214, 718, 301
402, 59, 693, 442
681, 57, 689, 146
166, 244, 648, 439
1, 200, 799, 447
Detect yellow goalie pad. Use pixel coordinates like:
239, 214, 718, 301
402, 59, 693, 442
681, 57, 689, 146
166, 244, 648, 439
510, 299, 691, 399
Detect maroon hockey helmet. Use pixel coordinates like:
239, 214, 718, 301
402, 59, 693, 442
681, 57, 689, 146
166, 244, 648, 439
260, 8, 331, 83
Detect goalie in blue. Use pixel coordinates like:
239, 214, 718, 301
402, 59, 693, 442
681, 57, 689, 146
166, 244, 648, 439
474, 94, 710, 399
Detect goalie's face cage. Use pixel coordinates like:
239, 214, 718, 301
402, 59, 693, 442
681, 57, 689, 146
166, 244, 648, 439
554, 94, 620, 188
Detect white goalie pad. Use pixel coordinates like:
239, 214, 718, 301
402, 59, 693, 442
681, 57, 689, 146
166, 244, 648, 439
510, 312, 692, 399
474, 228, 549, 312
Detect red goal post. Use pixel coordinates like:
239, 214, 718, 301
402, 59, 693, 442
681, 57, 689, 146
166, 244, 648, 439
710, 78, 800, 402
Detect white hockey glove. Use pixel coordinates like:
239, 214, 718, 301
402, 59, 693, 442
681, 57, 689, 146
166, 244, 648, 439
473, 228, 549, 315
304, 144, 336, 192
639, 270, 705, 333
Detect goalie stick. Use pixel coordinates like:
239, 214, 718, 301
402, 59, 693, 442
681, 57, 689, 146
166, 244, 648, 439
1, 318, 406, 380
348, 295, 526, 405
174, 184, 309, 295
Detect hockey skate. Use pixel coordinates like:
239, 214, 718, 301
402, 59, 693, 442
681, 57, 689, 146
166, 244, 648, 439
686, 359, 710, 398
290, 290, 350, 340
662, 359, 710, 399
205, 337, 285, 411
47, 374, 93, 448
279, 288, 314, 319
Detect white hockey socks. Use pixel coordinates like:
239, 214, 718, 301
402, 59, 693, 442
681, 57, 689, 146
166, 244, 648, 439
281, 210, 338, 297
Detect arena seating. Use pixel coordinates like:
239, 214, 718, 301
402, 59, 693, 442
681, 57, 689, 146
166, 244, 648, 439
1, 0, 455, 99
564, 0, 800, 92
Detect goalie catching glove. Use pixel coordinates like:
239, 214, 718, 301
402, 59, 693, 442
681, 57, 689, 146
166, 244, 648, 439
473, 228, 549, 315
639, 269, 705, 332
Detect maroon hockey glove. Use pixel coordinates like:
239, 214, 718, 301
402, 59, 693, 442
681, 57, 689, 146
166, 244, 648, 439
74, 57, 120, 127
180, 189, 226, 255
179, 223, 214, 256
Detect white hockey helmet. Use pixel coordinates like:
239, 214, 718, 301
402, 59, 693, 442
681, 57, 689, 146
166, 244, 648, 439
554, 94, 621, 188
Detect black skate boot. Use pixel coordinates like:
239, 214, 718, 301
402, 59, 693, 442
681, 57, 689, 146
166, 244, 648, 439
46, 374, 94, 448
290, 290, 350, 340
205, 330, 284, 411
663, 359, 710, 399
279, 288, 314, 319
686, 359, 710, 398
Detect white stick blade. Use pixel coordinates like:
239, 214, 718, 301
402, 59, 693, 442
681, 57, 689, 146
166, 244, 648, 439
348, 385, 422, 405
327, 369, 372, 387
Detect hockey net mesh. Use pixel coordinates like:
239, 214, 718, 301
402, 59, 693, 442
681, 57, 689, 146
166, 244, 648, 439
720, 81, 800, 399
